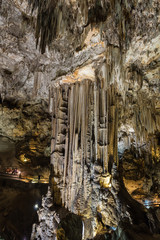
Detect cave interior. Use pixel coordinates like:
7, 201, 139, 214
0, 0, 160, 239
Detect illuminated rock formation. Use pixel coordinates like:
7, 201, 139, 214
0, 0, 160, 239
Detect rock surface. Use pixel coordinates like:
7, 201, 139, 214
0, 180, 47, 240
0, 0, 160, 239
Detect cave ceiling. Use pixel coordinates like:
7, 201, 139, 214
0, 0, 160, 239
0, 0, 159, 154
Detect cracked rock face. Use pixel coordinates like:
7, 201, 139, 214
0, 0, 160, 239
0, 98, 51, 178
0, 0, 53, 177
31, 188, 83, 240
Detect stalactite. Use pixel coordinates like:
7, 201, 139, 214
50, 76, 118, 220
27, 0, 112, 53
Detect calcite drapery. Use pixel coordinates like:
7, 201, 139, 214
46, 72, 120, 238
50, 78, 118, 209
1, 0, 160, 239
46, 42, 160, 238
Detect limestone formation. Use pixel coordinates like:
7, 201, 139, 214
0, 0, 160, 239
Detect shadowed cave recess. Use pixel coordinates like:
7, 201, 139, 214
0, 0, 160, 239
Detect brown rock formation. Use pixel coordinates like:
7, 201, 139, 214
0, 0, 160, 239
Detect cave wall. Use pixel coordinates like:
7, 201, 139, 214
0, 0, 160, 239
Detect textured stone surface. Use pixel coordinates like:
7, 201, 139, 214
0, 0, 160, 239
0, 182, 47, 240
0, 99, 51, 178
31, 188, 60, 240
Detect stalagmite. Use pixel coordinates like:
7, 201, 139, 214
1, 0, 157, 239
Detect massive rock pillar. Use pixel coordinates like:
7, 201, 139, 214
47, 74, 119, 238
31, 44, 160, 239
